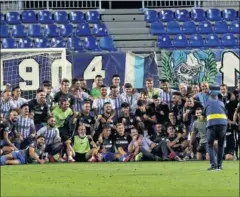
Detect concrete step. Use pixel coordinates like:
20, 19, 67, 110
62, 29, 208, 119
104, 21, 146, 28
108, 28, 149, 34
114, 40, 156, 48
112, 34, 156, 41
102, 14, 145, 22
102, 9, 143, 15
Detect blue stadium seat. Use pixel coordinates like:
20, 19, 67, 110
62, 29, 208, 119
206, 8, 222, 21
221, 33, 237, 47
175, 9, 190, 22
99, 36, 117, 51
189, 34, 204, 48
159, 10, 174, 22
191, 8, 206, 21
204, 34, 220, 47
144, 10, 158, 23
21, 10, 37, 23
150, 21, 165, 35
69, 11, 85, 24
93, 23, 108, 37
2, 38, 17, 48
54, 11, 69, 24
50, 37, 66, 48
28, 24, 43, 37
156, 34, 172, 49
214, 21, 229, 34
83, 36, 101, 51
0, 12, 6, 24
34, 38, 48, 48
44, 24, 59, 38
166, 21, 181, 34
38, 11, 53, 24
229, 20, 239, 33
182, 21, 197, 34
59, 24, 74, 37
198, 21, 213, 34
18, 38, 33, 48
76, 23, 91, 36
0, 25, 10, 38
66, 37, 83, 51
12, 24, 27, 38
173, 34, 188, 48
85, 11, 100, 23
6, 12, 21, 25
222, 9, 237, 21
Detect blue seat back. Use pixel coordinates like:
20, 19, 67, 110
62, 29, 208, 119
85, 11, 100, 23
189, 34, 204, 47
166, 21, 181, 34
99, 36, 116, 51
76, 23, 91, 36
21, 10, 37, 23
229, 20, 239, 33
93, 23, 108, 36
221, 33, 237, 47
191, 9, 206, 21
214, 21, 229, 34
60, 24, 74, 37
159, 10, 174, 22
69, 11, 84, 24
222, 9, 237, 21
2, 38, 17, 48
144, 10, 158, 23
1, 12, 6, 24
28, 24, 43, 37
18, 38, 33, 48
66, 37, 83, 51
207, 8, 222, 21
175, 9, 190, 22
6, 12, 21, 25
54, 11, 69, 24
38, 11, 53, 24
44, 24, 59, 37
0, 25, 10, 38
50, 37, 66, 48
157, 34, 172, 48
34, 38, 48, 48
12, 24, 27, 38
182, 21, 197, 34
83, 36, 101, 51
205, 34, 220, 47
198, 21, 213, 34
173, 34, 188, 48
150, 21, 165, 35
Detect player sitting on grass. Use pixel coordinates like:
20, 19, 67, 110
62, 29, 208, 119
128, 128, 144, 161
72, 124, 99, 162
166, 125, 191, 161
98, 124, 116, 162
0, 135, 46, 165
37, 116, 75, 162
114, 123, 132, 162
1, 110, 21, 154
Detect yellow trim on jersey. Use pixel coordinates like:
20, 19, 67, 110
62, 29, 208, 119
207, 114, 227, 121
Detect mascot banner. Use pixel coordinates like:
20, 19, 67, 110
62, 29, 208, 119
160, 49, 240, 88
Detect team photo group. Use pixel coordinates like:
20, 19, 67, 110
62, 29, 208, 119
0, 75, 240, 170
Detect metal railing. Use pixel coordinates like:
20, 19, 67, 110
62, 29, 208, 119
0, 0, 239, 11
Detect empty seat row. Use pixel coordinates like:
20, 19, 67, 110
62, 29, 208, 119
0, 23, 108, 38
157, 33, 239, 49
0, 10, 100, 25
150, 20, 239, 35
145, 8, 240, 23
1, 36, 117, 51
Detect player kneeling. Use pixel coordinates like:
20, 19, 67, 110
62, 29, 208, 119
72, 124, 99, 162
0, 135, 47, 165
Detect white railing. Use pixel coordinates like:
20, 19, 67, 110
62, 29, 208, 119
0, 0, 239, 10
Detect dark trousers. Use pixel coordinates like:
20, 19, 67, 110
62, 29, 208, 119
207, 125, 227, 168
140, 141, 168, 161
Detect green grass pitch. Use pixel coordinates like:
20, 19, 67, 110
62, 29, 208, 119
1, 161, 239, 197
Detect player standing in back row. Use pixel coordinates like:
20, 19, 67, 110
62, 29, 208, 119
204, 91, 228, 171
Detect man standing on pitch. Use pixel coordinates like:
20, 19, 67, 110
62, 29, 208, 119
204, 91, 228, 171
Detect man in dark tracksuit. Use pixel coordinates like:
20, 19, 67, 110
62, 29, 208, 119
204, 91, 228, 171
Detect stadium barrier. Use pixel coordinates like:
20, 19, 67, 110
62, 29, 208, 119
0, 49, 239, 98
1, 0, 239, 10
